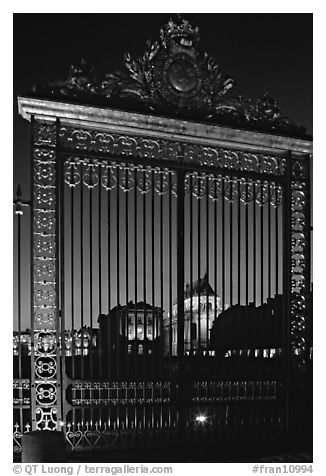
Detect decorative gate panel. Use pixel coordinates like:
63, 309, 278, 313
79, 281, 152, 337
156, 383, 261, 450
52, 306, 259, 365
30, 120, 63, 431
53, 121, 293, 452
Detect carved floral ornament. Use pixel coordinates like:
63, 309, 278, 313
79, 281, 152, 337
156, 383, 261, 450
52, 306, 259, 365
63, 158, 283, 206
39, 16, 306, 137
58, 126, 287, 172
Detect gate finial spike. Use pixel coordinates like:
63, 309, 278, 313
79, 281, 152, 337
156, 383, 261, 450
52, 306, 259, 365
16, 184, 22, 198
14, 184, 23, 215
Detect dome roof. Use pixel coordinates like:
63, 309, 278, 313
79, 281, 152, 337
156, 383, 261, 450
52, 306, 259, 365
184, 273, 216, 298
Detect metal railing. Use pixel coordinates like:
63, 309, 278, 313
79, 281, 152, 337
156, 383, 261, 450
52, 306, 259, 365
13, 119, 312, 457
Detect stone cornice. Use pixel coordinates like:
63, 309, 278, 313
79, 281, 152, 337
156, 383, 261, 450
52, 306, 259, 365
18, 96, 312, 156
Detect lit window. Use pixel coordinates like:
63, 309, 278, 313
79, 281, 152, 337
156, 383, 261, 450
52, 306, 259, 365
137, 326, 144, 340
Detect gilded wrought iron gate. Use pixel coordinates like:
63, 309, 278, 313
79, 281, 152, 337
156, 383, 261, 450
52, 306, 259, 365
41, 120, 308, 454
15, 15, 312, 459
13, 113, 312, 457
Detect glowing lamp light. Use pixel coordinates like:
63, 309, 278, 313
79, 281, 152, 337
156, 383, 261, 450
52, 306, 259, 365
59, 421, 65, 427
195, 415, 207, 423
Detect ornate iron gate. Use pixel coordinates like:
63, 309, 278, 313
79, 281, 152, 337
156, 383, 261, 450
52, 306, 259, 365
15, 16, 312, 459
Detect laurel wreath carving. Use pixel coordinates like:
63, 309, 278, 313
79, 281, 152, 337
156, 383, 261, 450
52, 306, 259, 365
39, 17, 304, 137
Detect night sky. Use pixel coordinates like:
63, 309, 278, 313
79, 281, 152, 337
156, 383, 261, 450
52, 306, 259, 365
13, 13, 312, 198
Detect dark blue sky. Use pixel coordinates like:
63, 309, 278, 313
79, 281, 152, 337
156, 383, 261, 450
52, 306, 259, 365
13, 13, 312, 198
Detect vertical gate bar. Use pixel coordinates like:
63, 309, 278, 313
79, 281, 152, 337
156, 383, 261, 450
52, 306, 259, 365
237, 178, 242, 415
190, 174, 193, 356
245, 179, 250, 431
70, 179, 75, 380
107, 167, 111, 379
260, 183, 265, 437
245, 179, 250, 436
237, 179, 241, 306
151, 169, 155, 379
98, 165, 103, 380
177, 170, 185, 358
246, 182, 249, 306
30, 115, 35, 430
17, 202, 22, 385
116, 166, 120, 378
267, 182, 272, 402
16, 198, 23, 435
176, 168, 185, 442
274, 182, 279, 411
19, 407, 23, 450
253, 184, 257, 306
230, 180, 233, 307
168, 171, 173, 363
214, 178, 217, 323
222, 176, 227, 435
197, 182, 201, 352
125, 407, 129, 448
125, 167, 129, 378
80, 162, 85, 382
143, 170, 147, 378
268, 183, 271, 300
260, 183, 264, 305
159, 172, 164, 379
230, 178, 235, 403
89, 173, 94, 380
134, 167, 138, 378
98, 167, 102, 314
206, 175, 209, 352
56, 118, 63, 428
275, 194, 279, 296
282, 152, 292, 436
222, 179, 225, 312
88, 164, 94, 429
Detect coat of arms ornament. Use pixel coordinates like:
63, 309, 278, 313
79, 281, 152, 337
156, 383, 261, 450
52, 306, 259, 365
38, 16, 306, 139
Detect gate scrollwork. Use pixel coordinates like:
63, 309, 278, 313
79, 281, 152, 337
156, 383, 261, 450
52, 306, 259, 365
28, 118, 310, 449
60, 126, 287, 176
289, 158, 310, 365
31, 120, 61, 430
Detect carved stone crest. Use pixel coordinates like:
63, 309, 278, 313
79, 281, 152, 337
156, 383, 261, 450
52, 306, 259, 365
100, 16, 234, 116
38, 16, 306, 137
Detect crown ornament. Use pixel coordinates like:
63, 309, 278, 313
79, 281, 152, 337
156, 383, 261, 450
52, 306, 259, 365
160, 15, 200, 48
100, 15, 235, 115
38, 16, 306, 137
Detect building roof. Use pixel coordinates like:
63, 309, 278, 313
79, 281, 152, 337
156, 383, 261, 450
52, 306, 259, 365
184, 273, 216, 298
210, 295, 285, 349
101, 301, 164, 319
